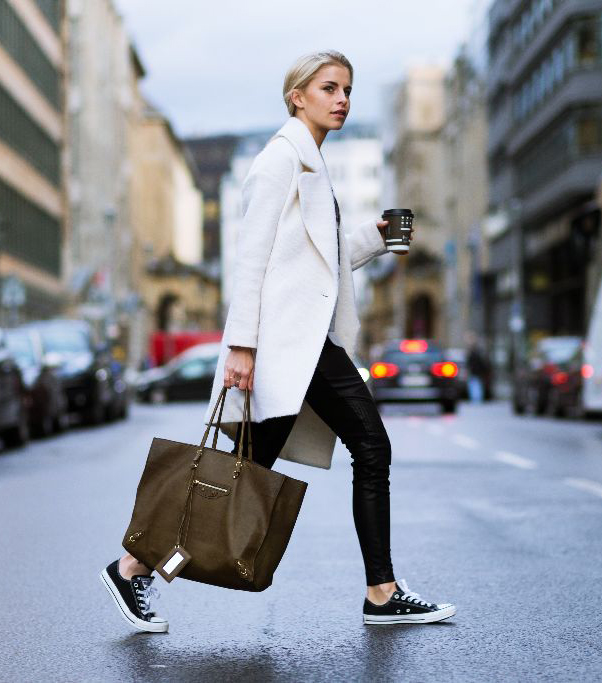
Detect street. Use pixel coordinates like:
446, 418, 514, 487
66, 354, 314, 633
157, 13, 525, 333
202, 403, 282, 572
1, 400, 602, 682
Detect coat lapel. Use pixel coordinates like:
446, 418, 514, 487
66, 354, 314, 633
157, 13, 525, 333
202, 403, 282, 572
271, 117, 338, 279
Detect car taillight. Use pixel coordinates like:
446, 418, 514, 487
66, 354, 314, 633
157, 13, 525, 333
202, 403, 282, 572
400, 339, 428, 353
543, 363, 557, 375
551, 371, 569, 385
581, 364, 594, 379
370, 362, 399, 379
431, 362, 458, 378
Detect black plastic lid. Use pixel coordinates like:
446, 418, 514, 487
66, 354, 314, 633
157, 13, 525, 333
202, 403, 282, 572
382, 208, 413, 216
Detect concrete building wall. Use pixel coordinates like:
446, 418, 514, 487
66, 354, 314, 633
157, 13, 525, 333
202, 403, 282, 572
0, 0, 65, 323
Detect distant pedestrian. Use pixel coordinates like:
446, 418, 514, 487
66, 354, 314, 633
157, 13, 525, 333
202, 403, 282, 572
101, 50, 456, 632
467, 339, 488, 403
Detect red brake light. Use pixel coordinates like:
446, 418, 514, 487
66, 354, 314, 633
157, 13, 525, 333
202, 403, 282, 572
582, 364, 594, 379
551, 371, 569, 385
543, 363, 557, 375
370, 362, 399, 379
400, 339, 428, 353
431, 361, 458, 378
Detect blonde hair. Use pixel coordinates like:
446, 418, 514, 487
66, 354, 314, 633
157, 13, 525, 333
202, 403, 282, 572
283, 50, 353, 117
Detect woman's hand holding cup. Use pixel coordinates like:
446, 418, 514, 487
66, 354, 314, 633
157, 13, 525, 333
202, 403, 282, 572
377, 209, 415, 254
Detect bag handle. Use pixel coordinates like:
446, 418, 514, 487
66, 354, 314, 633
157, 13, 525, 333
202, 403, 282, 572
196, 386, 253, 475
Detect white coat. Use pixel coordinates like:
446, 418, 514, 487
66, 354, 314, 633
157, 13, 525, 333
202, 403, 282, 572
203, 116, 387, 469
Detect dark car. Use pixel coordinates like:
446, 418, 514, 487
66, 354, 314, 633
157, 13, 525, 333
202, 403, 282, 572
529, 337, 587, 418
369, 339, 461, 413
24, 319, 115, 425
512, 336, 583, 415
4, 326, 69, 436
0, 328, 30, 448
135, 342, 220, 403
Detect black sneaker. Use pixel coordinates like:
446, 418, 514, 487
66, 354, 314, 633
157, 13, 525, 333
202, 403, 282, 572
363, 578, 456, 624
100, 559, 168, 633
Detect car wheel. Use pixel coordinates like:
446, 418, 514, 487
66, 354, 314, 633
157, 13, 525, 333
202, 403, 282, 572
547, 390, 565, 418
54, 410, 70, 433
3, 409, 31, 448
33, 414, 54, 438
149, 388, 166, 404
441, 400, 457, 414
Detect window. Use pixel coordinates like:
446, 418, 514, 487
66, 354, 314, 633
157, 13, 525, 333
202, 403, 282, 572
575, 110, 602, 154
575, 16, 602, 66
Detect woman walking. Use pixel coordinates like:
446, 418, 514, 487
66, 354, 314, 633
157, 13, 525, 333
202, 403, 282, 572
101, 50, 456, 632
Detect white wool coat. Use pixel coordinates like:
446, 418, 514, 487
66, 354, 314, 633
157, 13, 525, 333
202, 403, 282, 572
203, 116, 387, 469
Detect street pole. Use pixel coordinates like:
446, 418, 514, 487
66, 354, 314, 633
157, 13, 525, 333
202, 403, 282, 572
509, 197, 525, 371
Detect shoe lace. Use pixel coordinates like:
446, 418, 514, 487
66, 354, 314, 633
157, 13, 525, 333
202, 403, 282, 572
134, 576, 161, 616
397, 578, 432, 607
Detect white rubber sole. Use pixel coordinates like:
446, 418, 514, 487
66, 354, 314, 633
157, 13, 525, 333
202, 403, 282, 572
100, 569, 169, 633
364, 604, 456, 625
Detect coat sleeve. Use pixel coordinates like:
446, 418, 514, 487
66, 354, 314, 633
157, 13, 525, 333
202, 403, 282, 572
346, 219, 388, 271
225, 161, 293, 350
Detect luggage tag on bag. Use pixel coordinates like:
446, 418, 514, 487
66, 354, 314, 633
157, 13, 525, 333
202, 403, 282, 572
155, 545, 191, 583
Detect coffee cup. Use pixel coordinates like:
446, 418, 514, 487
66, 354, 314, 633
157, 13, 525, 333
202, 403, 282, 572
381, 209, 414, 254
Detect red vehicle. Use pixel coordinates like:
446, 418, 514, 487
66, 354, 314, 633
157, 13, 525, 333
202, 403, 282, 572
149, 330, 222, 367
369, 339, 461, 413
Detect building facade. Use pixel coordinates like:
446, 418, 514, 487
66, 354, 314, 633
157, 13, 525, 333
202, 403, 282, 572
130, 100, 217, 368
442, 50, 489, 349
376, 66, 449, 346
0, 0, 65, 324
486, 0, 602, 371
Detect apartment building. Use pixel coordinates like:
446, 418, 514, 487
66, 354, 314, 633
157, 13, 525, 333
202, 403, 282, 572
0, 0, 65, 322
486, 0, 602, 364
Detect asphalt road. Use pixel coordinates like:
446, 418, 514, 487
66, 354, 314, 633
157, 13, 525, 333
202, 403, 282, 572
1, 399, 602, 682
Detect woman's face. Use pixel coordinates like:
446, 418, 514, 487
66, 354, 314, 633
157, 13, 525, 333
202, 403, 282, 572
292, 64, 352, 133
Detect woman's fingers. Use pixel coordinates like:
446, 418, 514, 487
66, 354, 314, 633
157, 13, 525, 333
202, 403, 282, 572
224, 350, 254, 390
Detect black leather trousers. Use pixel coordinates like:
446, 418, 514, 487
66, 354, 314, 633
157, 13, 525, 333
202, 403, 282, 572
232, 335, 394, 585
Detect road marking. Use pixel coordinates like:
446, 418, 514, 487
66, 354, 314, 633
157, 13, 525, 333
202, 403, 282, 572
451, 434, 479, 450
493, 451, 537, 470
428, 423, 444, 435
564, 478, 602, 499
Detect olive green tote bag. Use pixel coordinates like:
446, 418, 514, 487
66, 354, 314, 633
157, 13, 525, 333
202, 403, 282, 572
122, 387, 308, 591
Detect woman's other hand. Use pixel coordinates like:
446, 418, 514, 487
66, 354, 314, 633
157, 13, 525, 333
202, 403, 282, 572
224, 347, 255, 390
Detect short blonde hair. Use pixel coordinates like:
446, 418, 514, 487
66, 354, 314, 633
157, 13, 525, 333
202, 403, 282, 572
283, 50, 353, 117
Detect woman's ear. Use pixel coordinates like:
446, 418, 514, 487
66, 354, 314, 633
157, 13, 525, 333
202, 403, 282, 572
290, 88, 304, 111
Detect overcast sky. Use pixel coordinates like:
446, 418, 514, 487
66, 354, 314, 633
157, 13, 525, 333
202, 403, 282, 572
114, 0, 490, 138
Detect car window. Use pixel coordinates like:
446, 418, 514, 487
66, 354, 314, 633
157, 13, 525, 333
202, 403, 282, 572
537, 338, 581, 363
383, 349, 444, 366
39, 326, 90, 353
176, 358, 214, 380
5, 331, 36, 366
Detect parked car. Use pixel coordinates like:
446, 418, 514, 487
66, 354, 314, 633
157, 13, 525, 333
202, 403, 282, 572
23, 319, 115, 425
0, 328, 30, 448
545, 340, 588, 418
135, 342, 220, 403
512, 336, 583, 415
4, 326, 69, 436
369, 339, 461, 413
